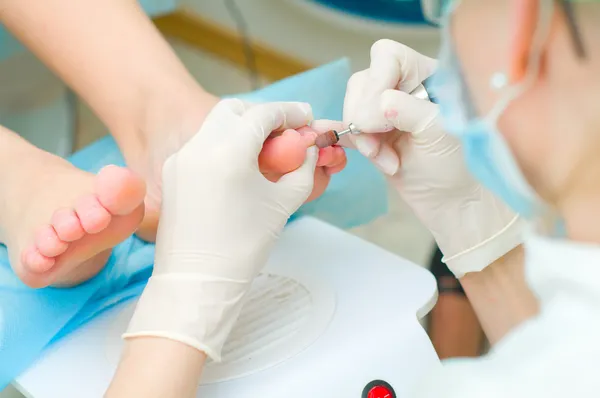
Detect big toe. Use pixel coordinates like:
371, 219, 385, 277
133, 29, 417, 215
259, 129, 308, 174
95, 165, 146, 216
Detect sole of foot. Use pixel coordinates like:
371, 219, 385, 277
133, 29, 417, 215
2, 163, 145, 288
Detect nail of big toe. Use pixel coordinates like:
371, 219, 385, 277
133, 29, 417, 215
297, 126, 318, 145
372, 144, 400, 176
75, 195, 112, 234
35, 224, 68, 257
21, 246, 55, 274
297, 125, 316, 135
51, 208, 85, 242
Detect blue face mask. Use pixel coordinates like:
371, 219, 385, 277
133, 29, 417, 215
431, 1, 554, 219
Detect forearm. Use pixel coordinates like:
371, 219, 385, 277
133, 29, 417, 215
459, 245, 539, 344
0, 0, 214, 147
107, 337, 206, 398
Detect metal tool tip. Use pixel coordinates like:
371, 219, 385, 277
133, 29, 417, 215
347, 123, 360, 135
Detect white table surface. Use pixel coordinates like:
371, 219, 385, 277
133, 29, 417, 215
14, 217, 438, 398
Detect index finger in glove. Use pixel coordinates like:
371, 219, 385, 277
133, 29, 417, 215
369, 39, 438, 94
241, 102, 314, 153
310, 119, 400, 175
380, 89, 444, 142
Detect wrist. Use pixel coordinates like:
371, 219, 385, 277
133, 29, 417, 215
108, 336, 206, 398
431, 190, 524, 277
124, 274, 248, 361
442, 215, 525, 277
460, 245, 539, 344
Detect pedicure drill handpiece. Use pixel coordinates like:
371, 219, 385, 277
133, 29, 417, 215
314, 73, 438, 149
314, 123, 361, 149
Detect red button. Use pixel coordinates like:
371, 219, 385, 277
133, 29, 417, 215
368, 385, 393, 398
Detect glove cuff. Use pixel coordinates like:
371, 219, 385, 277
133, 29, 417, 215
443, 215, 525, 278
122, 275, 247, 362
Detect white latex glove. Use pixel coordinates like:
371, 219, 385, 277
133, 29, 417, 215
342, 39, 438, 176
339, 40, 524, 276
123, 99, 318, 360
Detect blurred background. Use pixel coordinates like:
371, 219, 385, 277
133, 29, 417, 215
0, 1, 439, 395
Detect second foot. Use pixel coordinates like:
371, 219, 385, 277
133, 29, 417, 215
1, 161, 145, 288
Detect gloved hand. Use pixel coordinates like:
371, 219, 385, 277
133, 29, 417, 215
123, 99, 318, 360
340, 39, 438, 176
339, 39, 524, 277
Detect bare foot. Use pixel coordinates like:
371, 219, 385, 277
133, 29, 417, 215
131, 119, 347, 242
0, 154, 145, 288
259, 126, 347, 201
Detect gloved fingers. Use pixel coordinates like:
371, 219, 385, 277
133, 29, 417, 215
217, 98, 253, 115
380, 89, 444, 142
309, 120, 400, 176
367, 39, 403, 94
345, 69, 395, 134
369, 39, 438, 93
349, 133, 400, 176
343, 69, 368, 122
241, 102, 313, 153
276, 145, 318, 207
310, 119, 345, 133
186, 98, 252, 149
204, 98, 251, 124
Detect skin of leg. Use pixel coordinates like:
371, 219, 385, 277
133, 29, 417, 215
0, 0, 212, 243
428, 291, 485, 359
0, 126, 146, 288
0, 0, 345, 243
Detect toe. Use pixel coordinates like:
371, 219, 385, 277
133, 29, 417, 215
51, 208, 85, 242
21, 246, 55, 274
297, 126, 318, 145
307, 168, 330, 202
317, 147, 336, 167
75, 195, 111, 234
34, 224, 69, 257
259, 129, 306, 174
325, 147, 348, 175
95, 165, 146, 216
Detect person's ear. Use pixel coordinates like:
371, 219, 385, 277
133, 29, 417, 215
507, 0, 539, 83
